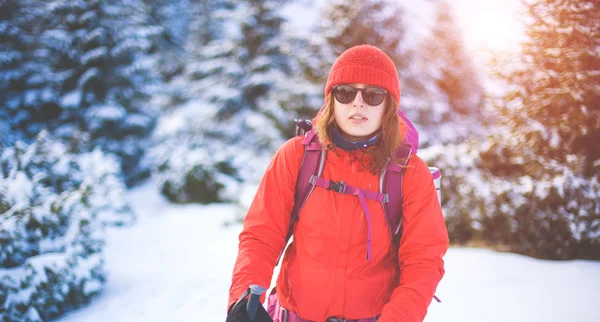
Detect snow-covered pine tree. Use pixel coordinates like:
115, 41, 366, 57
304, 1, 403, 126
314, 0, 422, 101
410, 0, 487, 244
0, 182, 105, 322
187, 0, 232, 47
415, 0, 485, 145
0, 130, 133, 321
76, 146, 136, 227
154, 0, 238, 109
0, 0, 22, 146
3, 0, 163, 186
320, 0, 409, 68
0, 0, 49, 146
153, 0, 311, 204
140, 0, 191, 82
293, 0, 436, 140
205, 0, 292, 127
478, 0, 600, 259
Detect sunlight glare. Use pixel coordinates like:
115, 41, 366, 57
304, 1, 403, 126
452, 0, 526, 53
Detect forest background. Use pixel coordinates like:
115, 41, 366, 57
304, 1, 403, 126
1, 0, 598, 321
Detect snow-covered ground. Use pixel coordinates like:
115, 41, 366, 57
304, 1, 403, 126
57, 183, 600, 322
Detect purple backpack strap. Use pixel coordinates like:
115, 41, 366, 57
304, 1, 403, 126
381, 144, 413, 244
277, 129, 325, 264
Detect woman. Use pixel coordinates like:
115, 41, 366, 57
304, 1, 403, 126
226, 45, 449, 322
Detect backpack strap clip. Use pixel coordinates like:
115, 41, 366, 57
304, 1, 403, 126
327, 180, 346, 193
309, 175, 346, 193
382, 194, 389, 203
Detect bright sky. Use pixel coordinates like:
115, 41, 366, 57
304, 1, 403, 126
284, 0, 527, 56
449, 0, 527, 53
398, 0, 527, 54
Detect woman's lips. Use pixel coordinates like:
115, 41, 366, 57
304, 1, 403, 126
349, 113, 367, 123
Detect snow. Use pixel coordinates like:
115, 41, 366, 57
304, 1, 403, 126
77, 68, 101, 89
60, 90, 82, 109
2, 172, 34, 206
124, 114, 152, 129
82, 27, 106, 45
3, 0, 598, 320
81, 47, 108, 66
55, 183, 600, 322
426, 248, 599, 322
87, 104, 126, 121
41, 29, 71, 51
0, 51, 22, 65
280, 0, 327, 37
56, 183, 241, 322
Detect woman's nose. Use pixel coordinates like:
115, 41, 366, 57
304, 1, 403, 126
352, 90, 366, 106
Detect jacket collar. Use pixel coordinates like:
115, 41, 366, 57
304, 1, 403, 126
329, 126, 380, 151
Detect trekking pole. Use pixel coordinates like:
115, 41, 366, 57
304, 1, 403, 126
246, 284, 266, 322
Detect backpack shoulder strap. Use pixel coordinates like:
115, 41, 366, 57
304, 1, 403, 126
291, 129, 325, 222
278, 129, 326, 260
381, 144, 413, 241
382, 146, 442, 303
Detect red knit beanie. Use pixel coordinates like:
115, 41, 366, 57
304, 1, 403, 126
325, 45, 400, 104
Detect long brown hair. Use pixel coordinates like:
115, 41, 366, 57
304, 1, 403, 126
314, 94, 408, 174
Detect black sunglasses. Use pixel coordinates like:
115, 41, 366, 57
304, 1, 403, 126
332, 85, 388, 106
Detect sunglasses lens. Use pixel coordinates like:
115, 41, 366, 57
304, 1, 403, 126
333, 85, 357, 104
363, 87, 386, 106
333, 86, 386, 106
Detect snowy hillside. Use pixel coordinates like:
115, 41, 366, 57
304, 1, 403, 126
56, 183, 600, 322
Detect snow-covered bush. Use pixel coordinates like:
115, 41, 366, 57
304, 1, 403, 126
149, 102, 273, 204
0, 180, 105, 322
0, 131, 135, 226
423, 133, 600, 260
77, 148, 135, 227
419, 142, 486, 245
0, 131, 134, 321
478, 140, 600, 260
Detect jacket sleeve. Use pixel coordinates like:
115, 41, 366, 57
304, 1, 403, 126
378, 155, 450, 322
227, 137, 304, 311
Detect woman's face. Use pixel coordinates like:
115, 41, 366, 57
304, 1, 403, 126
333, 83, 386, 141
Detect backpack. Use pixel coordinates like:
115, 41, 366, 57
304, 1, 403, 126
278, 116, 442, 302
281, 116, 441, 257
286, 119, 409, 256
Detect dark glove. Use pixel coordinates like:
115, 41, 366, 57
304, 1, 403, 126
226, 300, 273, 322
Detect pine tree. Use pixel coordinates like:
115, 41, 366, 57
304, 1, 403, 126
478, 0, 600, 259
205, 0, 292, 126
306, 0, 426, 120
140, 0, 192, 82
2, 0, 163, 186
187, 0, 233, 46
153, 0, 308, 203
407, 0, 487, 245
320, 0, 410, 70
417, 0, 485, 144
0, 132, 113, 321
0, 0, 48, 146
156, 0, 236, 108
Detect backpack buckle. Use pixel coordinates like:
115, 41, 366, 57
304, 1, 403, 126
382, 194, 389, 203
328, 180, 346, 193
326, 318, 347, 322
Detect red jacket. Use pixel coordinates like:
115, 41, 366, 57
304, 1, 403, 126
228, 135, 449, 322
